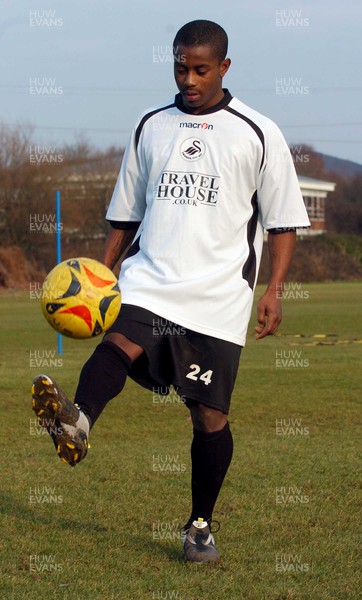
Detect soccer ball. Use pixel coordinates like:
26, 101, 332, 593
40, 257, 121, 338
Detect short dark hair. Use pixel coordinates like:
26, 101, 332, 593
173, 20, 228, 62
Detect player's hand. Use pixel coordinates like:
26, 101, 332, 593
254, 289, 282, 340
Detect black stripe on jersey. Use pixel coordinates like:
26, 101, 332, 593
108, 220, 141, 230
242, 191, 258, 290
124, 235, 140, 261
268, 227, 297, 234
135, 103, 175, 149
224, 106, 265, 173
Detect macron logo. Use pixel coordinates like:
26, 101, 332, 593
180, 122, 213, 130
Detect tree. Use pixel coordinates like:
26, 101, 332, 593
326, 174, 362, 235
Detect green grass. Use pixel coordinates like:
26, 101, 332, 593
0, 283, 361, 600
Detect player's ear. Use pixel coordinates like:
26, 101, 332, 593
220, 58, 231, 78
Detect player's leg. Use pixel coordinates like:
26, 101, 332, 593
182, 401, 233, 563
187, 401, 232, 524
168, 329, 241, 562
74, 332, 143, 426
31, 333, 143, 466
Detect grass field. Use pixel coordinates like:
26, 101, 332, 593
0, 282, 361, 600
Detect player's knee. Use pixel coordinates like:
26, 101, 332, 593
188, 401, 227, 433
103, 332, 144, 362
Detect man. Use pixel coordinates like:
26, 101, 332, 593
32, 20, 310, 563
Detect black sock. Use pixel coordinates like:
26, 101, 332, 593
186, 421, 233, 528
74, 341, 131, 428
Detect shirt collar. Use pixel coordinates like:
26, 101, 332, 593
174, 89, 233, 115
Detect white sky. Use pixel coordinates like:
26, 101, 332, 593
1, 0, 362, 164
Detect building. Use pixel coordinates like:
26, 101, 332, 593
298, 176, 336, 235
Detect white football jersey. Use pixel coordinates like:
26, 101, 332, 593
106, 90, 310, 345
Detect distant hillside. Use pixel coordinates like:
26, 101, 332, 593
319, 153, 362, 178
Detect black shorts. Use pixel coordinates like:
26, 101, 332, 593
106, 304, 242, 414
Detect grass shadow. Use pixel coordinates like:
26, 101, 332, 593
0, 491, 108, 533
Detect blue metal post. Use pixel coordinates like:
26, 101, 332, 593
55, 190, 62, 356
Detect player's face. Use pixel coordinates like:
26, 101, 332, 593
174, 45, 230, 114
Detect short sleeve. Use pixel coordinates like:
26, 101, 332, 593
106, 124, 147, 223
257, 121, 310, 230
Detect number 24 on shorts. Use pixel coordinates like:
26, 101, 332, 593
186, 364, 213, 386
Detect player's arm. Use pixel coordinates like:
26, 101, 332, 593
254, 230, 296, 340
103, 222, 141, 270
104, 122, 147, 271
